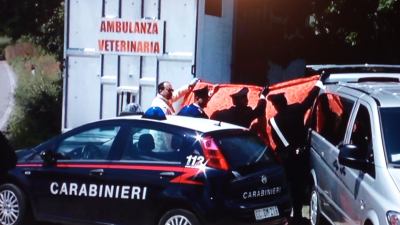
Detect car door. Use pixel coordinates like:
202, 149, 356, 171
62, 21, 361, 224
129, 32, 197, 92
310, 93, 355, 224
337, 102, 375, 224
100, 121, 197, 225
23, 121, 123, 223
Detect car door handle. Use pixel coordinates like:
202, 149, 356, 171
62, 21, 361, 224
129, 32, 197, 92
160, 172, 175, 177
339, 166, 346, 175
89, 169, 104, 176
333, 160, 339, 171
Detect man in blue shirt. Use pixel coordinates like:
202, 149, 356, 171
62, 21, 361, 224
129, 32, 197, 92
178, 86, 209, 119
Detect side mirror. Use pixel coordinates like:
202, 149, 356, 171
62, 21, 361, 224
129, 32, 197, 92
40, 150, 59, 166
338, 144, 370, 171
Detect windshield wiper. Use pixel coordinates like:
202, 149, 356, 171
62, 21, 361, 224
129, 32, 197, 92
255, 146, 268, 162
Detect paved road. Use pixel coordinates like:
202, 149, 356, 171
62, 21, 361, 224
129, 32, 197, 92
0, 60, 16, 131
25, 207, 312, 225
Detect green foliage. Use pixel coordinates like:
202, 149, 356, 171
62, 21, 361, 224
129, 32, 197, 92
7, 47, 61, 149
236, 0, 400, 66
0, 0, 64, 61
378, 0, 397, 11
309, 0, 400, 63
0, 36, 11, 59
35, 2, 64, 62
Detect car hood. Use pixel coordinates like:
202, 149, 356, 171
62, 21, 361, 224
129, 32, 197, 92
15, 148, 35, 161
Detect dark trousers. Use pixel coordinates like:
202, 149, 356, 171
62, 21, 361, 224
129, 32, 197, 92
281, 147, 309, 218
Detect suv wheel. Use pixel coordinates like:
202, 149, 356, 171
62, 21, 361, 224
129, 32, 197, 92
158, 209, 200, 225
0, 184, 31, 225
309, 186, 321, 225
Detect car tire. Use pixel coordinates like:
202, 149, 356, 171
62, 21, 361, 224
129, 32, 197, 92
0, 183, 31, 225
158, 209, 200, 225
309, 185, 322, 225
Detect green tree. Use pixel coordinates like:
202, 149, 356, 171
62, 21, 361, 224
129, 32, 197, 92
309, 0, 400, 63
0, 0, 64, 60
236, 0, 400, 66
0, 0, 64, 148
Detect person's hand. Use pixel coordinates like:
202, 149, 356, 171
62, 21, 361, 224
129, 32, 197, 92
260, 84, 270, 97
209, 84, 220, 96
320, 71, 329, 83
189, 78, 200, 89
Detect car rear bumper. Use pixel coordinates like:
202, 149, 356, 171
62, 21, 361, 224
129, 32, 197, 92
223, 194, 292, 223
210, 216, 288, 225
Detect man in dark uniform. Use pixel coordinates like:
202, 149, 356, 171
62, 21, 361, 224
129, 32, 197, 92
178, 86, 209, 119
0, 131, 17, 173
211, 86, 268, 128
268, 80, 323, 222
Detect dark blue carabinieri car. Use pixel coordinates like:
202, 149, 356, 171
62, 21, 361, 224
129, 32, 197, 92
0, 113, 291, 225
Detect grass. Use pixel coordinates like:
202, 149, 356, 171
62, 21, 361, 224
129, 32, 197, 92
4, 40, 62, 148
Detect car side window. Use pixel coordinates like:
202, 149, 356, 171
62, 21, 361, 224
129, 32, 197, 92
121, 127, 187, 164
350, 105, 373, 162
313, 93, 354, 146
55, 125, 121, 160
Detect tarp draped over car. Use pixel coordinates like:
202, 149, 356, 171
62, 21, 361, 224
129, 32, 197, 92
181, 75, 320, 150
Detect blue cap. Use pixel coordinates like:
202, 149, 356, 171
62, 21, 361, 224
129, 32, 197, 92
142, 107, 167, 120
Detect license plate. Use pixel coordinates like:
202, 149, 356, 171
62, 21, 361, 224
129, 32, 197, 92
254, 206, 279, 220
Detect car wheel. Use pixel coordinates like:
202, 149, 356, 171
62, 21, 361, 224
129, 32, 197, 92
309, 185, 322, 225
0, 183, 31, 225
158, 209, 200, 225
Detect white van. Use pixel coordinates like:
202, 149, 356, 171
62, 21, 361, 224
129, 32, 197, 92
308, 65, 400, 225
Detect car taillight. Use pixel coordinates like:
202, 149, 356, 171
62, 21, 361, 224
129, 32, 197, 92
200, 136, 229, 171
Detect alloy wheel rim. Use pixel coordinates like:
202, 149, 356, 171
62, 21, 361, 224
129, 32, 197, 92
310, 190, 318, 225
0, 190, 20, 225
165, 215, 191, 225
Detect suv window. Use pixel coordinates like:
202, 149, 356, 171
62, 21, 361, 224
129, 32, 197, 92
350, 105, 373, 162
121, 127, 187, 163
55, 125, 121, 160
312, 93, 354, 146
380, 107, 400, 164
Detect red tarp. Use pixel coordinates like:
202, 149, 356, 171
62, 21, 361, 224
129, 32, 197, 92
181, 75, 320, 150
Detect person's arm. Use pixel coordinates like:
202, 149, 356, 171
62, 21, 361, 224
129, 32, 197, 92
299, 81, 323, 113
251, 98, 267, 119
171, 85, 191, 102
171, 78, 199, 103
251, 85, 269, 119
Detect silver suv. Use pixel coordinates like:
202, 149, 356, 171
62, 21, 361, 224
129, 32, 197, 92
307, 65, 400, 225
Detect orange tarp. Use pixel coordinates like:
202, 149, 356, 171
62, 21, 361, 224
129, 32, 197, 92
181, 75, 320, 150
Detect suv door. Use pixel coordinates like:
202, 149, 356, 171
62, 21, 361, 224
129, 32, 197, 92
100, 121, 198, 225
338, 102, 375, 224
310, 93, 355, 224
24, 121, 122, 222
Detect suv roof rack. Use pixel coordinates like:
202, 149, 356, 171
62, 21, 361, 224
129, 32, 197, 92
306, 64, 400, 75
306, 64, 400, 84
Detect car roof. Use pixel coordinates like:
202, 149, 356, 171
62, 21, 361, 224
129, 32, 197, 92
306, 64, 400, 108
306, 64, 400, 75
107, 115, 245, 133
338, 82, 400, 107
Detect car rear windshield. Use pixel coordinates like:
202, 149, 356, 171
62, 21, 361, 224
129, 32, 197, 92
212, 131, 275, 168
380, 107, 400, 164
